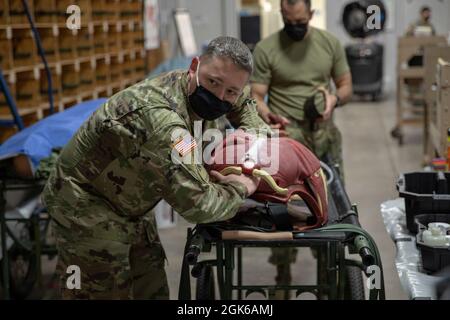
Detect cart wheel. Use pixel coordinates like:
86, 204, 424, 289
390, 127, 399, 138
373, 89, 383, 102
344, 266, 365, 300
0, 243, 38, 299
196, 265, 215, 300
390, 127, 404, 146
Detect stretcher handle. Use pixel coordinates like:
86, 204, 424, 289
185, 234, 204, 265
222, 230, 293, 241
185, 247, 200, 265
354, 235, 375, 266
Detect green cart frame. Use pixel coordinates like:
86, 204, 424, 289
0, 178, 57, 300
178, 161, 385, 300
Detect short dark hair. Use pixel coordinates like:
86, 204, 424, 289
281, 0, 311, 10
202, 36, 253, 74
421, 6, 431, 13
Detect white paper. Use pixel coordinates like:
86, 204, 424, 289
144, 0, 160, 50
174, 10, 198, 57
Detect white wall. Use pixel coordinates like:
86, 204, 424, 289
325, 0, 450, 95
310, 0, 327, 30
158, 0, 239, 57
259, 0, 283, 39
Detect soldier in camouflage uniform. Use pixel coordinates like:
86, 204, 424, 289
42, 36, 269, 299
250, 0, 353, 294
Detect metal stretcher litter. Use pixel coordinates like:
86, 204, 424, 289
179, 159, 386, 300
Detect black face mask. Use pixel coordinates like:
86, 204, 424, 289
188, 64, 233, 121
284, 22, 308, 41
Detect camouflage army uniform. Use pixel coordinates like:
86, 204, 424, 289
284, 118, 343, 179
251, 27, 350, 282
42, 70, 269, 299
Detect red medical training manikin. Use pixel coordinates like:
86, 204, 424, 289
207, 131, 328, 231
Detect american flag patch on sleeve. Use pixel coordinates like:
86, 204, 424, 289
173, 134, 198, 157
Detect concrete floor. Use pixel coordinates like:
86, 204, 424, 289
21, 93, 422, 300
159, 93, 422, 300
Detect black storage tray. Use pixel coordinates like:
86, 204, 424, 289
397, 172, 450, 233
415, 214, 450, 273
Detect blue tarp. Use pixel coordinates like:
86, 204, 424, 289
0, 98, 106, 171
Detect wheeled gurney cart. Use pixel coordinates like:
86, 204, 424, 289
0, 176, 56, 300
178, 160, 385, 300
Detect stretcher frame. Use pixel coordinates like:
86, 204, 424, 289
0, 176, 56, 300
178, 160, 385, 300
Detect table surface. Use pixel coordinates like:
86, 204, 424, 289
381, 198, 446, 300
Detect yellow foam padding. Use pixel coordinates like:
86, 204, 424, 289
219, 166, 243, 176
252, 169, 289, 195
319, 168, 328, 204
312, 169, 327, 215
289, 194, 303, 201
219, 167, 289, 196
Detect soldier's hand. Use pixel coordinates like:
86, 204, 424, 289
209, 171, 261, 197
262, 112, 290, 127
319, 89, 337, 122
270, 126, 289, 137
260, 112, 290, 137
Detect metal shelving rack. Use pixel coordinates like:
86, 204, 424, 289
0, 0, 146, 142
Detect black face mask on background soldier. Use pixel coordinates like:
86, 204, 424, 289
284, 22, 308, 41
189, 62, 233, 121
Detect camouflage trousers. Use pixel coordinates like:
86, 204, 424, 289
270, 118, 344, 271
284, 117, 344, 178
51, 207, 170, 300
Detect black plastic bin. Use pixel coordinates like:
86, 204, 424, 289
415, 214, 450, 273
397, 172, 450, 233
345, 42, 384, 100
